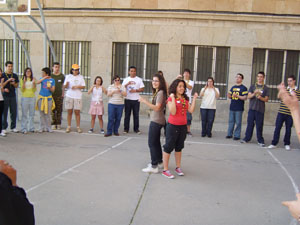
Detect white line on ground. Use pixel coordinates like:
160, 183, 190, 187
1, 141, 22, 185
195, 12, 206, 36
26, 137, 132, 193
267, 149, 299, 225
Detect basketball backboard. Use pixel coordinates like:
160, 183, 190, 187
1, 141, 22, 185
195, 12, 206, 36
0, 0, 30, 15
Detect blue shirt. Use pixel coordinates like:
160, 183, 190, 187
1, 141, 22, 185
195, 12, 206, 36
229, 84, 248, 111
39, 78, 55, 98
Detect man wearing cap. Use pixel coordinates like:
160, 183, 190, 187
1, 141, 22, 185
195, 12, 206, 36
63, 64, 86, 133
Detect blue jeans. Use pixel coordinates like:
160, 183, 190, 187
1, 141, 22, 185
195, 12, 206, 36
200, 108, 216, 136
124, 99, 140, 132
244, 109, 265, 143
271, 112, 293, 146
227, 110, 243, 138
107, 103, 124, 135
148, 121, 163, 166
21, 97, 36, 132
2, 96, 17, 130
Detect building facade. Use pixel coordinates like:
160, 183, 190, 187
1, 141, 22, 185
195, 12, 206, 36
0, 0, 300, 124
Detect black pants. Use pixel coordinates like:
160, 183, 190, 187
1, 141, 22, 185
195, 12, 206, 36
148, 121, 163, 166
0, 101, 4, 133
271, 112, 293, 146
200, 108, 216, 136
244, 109, 265, 143
2, 96, 17, 130
124, 99, 140, 132
163, 123, 187, 154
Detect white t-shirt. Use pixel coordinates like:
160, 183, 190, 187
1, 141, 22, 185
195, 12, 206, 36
64, 74, 86, 99
200, 87, 219, 109
91, 86, 103, 102
185, 80, 194, 102
122, 76, 145, 100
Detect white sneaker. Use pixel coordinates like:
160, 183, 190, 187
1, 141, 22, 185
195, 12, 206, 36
285, 145, 291, 151
51, 125, 57, 130
0, 131, 6, 137
57, 125, 61, 130
142, 164, 159, 173
2, 129, 7, 134
11, 128, 18, 133
268, 145, 276, 149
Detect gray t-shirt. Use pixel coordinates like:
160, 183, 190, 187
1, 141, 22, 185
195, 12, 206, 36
150, 90, 166, 125
248, 84, 269, 113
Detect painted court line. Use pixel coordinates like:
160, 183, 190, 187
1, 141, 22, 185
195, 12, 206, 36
267, 150, 299, 225
26, 137, 132, 193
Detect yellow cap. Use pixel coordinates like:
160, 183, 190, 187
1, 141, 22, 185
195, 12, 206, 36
72, 64, 80, 70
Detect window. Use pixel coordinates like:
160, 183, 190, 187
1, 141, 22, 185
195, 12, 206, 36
252, 49, 300, 101
0, 39, 30, 78
49, 41, 91, 91
112, 42, 159, 95
181, 45, 230, 99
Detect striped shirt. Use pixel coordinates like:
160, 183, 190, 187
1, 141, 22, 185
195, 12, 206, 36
278, 87, 300, 115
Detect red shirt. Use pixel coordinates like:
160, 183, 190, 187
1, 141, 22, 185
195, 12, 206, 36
167, 96, 189, 125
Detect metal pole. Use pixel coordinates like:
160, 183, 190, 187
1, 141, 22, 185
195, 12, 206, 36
11, 15, 17, 73
36, 0, 48, 67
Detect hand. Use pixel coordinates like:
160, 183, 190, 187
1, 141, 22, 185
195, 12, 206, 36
278, 82, 299, 111
0, 160, 17, 186
1, 78, 4, 83
139, 96, 145, 103
4, 88, 9, 93
71, 86, 77, 90
193, 92, 198, 98
129, 89, 136, 93
282, 193, 300, 220
176, 74, 183, 80
232, 93, 237, 98
170, 93, 175, 99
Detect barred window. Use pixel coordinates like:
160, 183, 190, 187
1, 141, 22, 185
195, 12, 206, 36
49, 41, 91, 91
0, 39, 30, 78
181, 45, 230, 99
112, 42, 159, 95
251, 49, 300, 101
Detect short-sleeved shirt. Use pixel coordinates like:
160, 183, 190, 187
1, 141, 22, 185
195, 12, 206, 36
64, 74, 86, 99
228, 84, 248, 111
248, 84, 269, 113
20, 79, 36, 98
200, 87, 220, 109
39, 78, 55, 98
122, 76, 145, 100
278, 87, 300, 116
2, 73, 19, 97
150, 90, 166, 125
185, 80, 194, 102
167, 96, 189, 125
51, 73, 65, 97
108, 85, 126, 105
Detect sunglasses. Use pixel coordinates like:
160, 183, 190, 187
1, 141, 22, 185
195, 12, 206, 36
73, 69, 79, 71
114, 79, 120, 82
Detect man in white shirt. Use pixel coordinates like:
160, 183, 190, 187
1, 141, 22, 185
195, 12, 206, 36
122, 66, 145, 134
182, 69, 194, 136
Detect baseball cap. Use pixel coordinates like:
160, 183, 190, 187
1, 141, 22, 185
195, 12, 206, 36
72, 64, 80, 70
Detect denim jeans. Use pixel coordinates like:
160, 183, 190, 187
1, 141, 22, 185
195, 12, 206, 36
244, 109, 265, 143
2, 96, 17, 130
38, 99, 52, 131
271, 112, 293, 146
0, 101, 4, 133
124, 99, 140, 132
227, 110, 243, 138
21, 97, 36, 132
148, 121, 163, 166
107, 103, 124, 135
200, 108, 216, 136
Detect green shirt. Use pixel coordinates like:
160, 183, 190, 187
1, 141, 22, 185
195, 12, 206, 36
51, 73, 65, 97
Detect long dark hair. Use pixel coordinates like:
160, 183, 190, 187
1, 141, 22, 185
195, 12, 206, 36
152, 74, 167, 96
22, 67, 33, 81
169, 79, 189, 101
94, 76, 103, 85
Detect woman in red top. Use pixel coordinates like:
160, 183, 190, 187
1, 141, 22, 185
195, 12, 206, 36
162, 79, 198, 179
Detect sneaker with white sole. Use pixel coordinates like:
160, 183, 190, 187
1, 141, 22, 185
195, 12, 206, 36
142, 164, 159, 173
285, 145, 291, 151
162, 170, 175, 179
2, 129, 7, 134
0, 131, 6, 137
51, 125, 57, 130
100, 129, 105, 134
88, 128, 94, 134
175, 167, 184, 176
57, 125, 61, 130
258, 142, 265, 147
268, 145, 276, 149
11, 128, 19, 133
